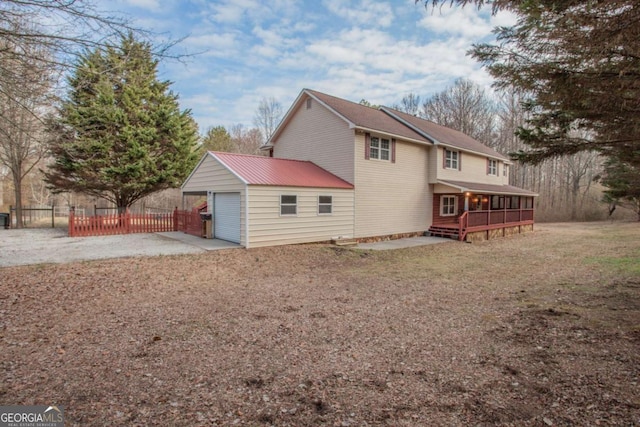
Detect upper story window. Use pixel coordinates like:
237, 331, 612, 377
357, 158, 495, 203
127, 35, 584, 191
444, 149, 459, 170
487, 159, 498, 176
370, 136, 390, 161
503, 163, 509, 177
280, 195, 297, 216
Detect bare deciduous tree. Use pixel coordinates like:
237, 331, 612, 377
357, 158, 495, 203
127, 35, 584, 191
398, 93, 421, 116
253, 97, 283, 144
421, 78, 497, 146
0, 36, 53, 227
230, 124, 264, 155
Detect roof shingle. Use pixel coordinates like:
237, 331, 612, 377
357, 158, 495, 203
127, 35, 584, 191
305, 89, 429, 143
381, 107, 508, 160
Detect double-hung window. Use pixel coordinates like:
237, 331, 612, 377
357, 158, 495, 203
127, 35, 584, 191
318, 195, 332, 215
280, 195, 297, 216
370, 136, 390, 161
488, 159, 498, 176
444, 149, 459, 169
440, 195, 457, 216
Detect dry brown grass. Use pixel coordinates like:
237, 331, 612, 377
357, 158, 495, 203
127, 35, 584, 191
1, 222, 639, 426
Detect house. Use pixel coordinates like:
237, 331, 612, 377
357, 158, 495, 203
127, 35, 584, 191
181, 89, 536, 247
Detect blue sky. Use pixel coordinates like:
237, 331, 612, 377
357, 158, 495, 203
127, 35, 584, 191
111, 0, 516, 133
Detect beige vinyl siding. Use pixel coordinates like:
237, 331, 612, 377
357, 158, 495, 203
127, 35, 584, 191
182, 155, 245, 193
354, 134, 432, 238
436, 148, 508, 185
272, 97, 355, 184
427, 145, 439, 183
181, 154, 247, 246
247, 186, 354, 248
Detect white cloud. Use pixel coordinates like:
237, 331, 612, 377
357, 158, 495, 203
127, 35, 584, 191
206, 0, 253, 24
118, 0, 161, 12
323, 0, 395, 28
490, 9, 518, 28
185, 32, 240, 57
122, 0, 511, 130
418, 5, 493, 39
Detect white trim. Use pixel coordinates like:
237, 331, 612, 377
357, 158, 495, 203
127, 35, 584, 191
444, 148, 459, 170
317, 194, 333, 216
244, 183, 250, 248
368, 136, 391, 161
487, 159, 498, 176
279, 193, 298, 216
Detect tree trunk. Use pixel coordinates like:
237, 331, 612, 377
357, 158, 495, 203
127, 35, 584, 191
13, 174, 23, 228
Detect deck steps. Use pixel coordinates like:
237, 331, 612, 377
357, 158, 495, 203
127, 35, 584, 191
427, 225, 460, 240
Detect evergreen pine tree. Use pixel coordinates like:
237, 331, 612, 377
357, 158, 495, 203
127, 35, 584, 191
45, 33, 198, 211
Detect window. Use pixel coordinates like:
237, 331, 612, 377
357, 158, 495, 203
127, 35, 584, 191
440, 195, 457, 216
370, 136, 390, 161
444, 149, 459, 169
510, 196, 520, 209
280, 195, 297, 215
503, 163, 509, 177
491, 195, 504, 210
488, 159, 498, 175
318, 195, 332, 215
524, 197, 534, 209
306, 98, 312, 109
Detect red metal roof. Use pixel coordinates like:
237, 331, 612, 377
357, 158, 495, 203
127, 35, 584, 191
211, 152, 354, 189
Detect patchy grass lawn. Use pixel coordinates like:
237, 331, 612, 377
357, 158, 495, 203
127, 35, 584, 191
1, 222, 639, 426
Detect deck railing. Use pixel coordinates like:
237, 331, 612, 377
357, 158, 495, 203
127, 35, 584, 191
458, 209, 534, 241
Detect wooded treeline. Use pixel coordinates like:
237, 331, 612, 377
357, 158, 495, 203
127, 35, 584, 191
393, 79, 616, 222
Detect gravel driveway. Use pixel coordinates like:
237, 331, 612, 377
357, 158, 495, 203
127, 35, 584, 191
0, 228, 207, 267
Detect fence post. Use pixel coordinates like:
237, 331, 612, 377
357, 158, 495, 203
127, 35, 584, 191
51, 204, 55, 228
126, 209, 131, 234
173, 207, 178, 232
68, 206, 75, 237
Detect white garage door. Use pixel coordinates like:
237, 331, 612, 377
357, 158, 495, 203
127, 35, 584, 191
214, 192, 241, 243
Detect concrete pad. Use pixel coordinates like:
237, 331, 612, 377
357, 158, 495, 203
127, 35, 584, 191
356, 235, 454, 251
156, 232, 242, 250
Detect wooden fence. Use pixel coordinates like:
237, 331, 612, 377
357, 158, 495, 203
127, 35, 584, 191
69, 208, 177, 237
174, 209, 204, 237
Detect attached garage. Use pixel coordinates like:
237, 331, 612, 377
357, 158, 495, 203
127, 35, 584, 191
181, 151, 355, 248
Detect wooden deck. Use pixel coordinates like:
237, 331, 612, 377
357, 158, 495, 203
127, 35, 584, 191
428, 209, 534, 241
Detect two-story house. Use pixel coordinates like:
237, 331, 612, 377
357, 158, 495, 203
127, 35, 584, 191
181, 89, 536, 247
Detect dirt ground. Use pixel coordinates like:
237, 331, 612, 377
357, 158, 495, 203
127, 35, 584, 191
0, 222, 638, 426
